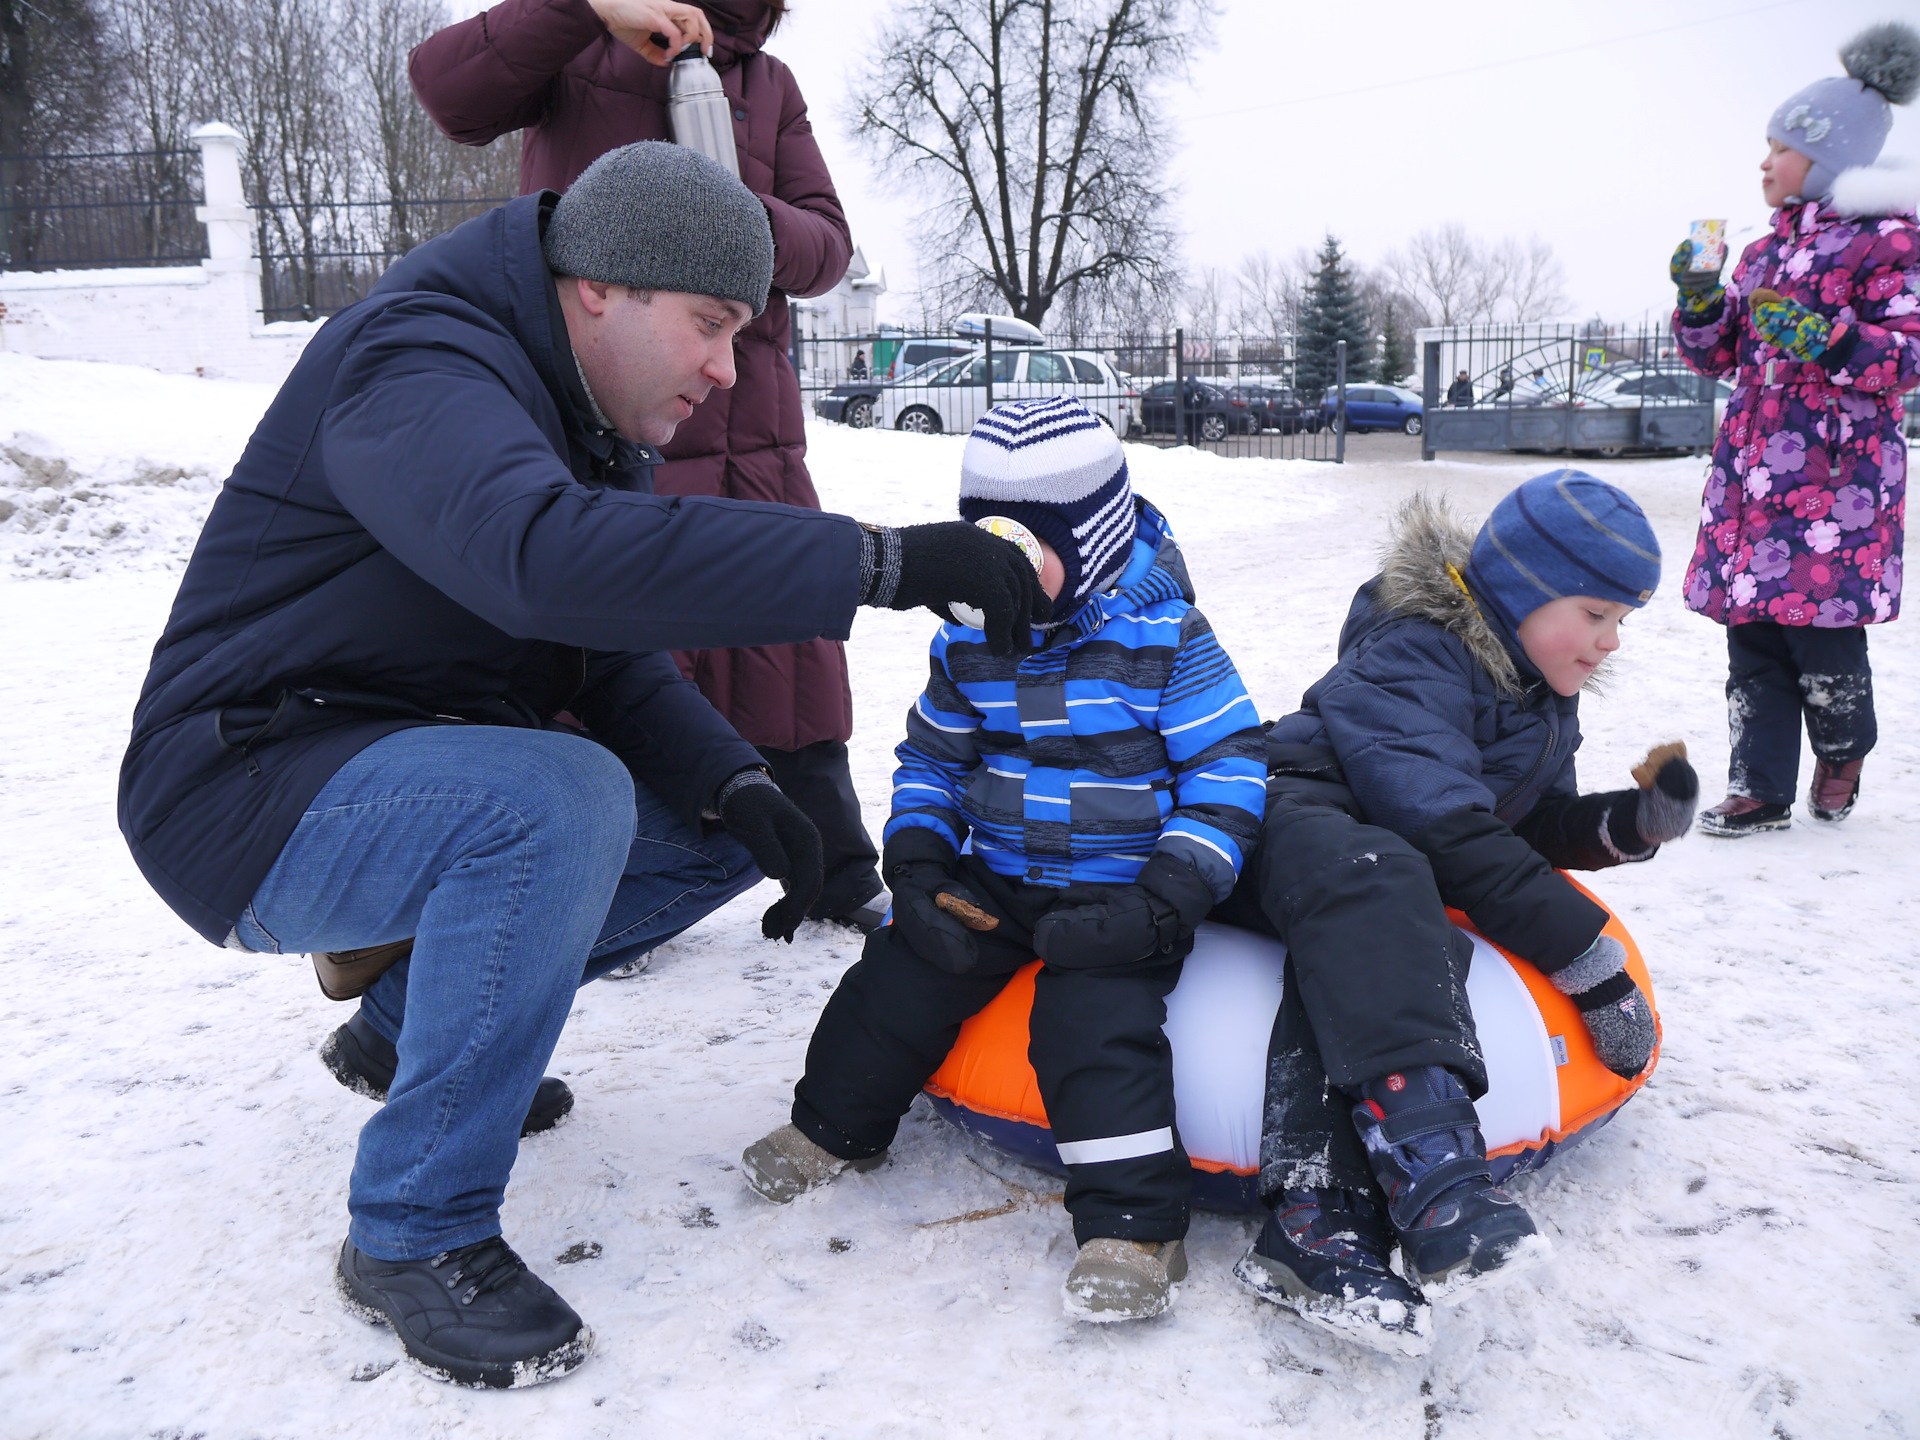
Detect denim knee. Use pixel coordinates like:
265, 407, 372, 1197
508, 734, 638, 864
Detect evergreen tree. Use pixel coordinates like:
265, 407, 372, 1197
1378, 297, 1414, 388
1295, 233, 1374, 398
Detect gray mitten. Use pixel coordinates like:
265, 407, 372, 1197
1631, 741, 1698, 845
1551, 935, 1658, 1079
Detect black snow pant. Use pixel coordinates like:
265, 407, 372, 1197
791, 856, 1190, 1244
1724, 622, 1876, 806
1214, 770, 1481, 1203
757, 740, 883, 922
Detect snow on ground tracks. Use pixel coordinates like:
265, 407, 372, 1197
1, 355, 1916, 1438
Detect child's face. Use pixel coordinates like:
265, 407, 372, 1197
1761, 139, 1813, 208
1036, 537, 1066, 601
1517, 595, 1632, 697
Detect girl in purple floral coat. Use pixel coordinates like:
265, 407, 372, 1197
1672, 21, 1920, 835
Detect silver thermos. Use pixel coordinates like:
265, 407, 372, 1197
667, 44, 740, 177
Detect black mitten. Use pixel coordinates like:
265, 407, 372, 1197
882, 826, 993, 974
716, 771, 824, 942
1033, 853, 1214, 969
862, 521, 1049, 656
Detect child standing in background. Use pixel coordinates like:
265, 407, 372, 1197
1672, 22, 1919, 834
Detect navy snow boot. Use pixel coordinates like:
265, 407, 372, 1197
1234, 1187, 1433, 1357
1352, 1066, 1547, 1303
320, 1011, 574, 1138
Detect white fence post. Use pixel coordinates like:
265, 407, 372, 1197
190, 123, 256, 276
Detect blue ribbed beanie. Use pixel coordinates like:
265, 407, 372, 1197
958, 397, 1135, 608
1464, 469, 1661, 633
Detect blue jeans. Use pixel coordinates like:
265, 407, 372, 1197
232, 726, 758, 1260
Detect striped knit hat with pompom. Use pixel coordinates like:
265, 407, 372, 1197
958, 397, 1136, 612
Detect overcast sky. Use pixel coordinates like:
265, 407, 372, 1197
758, 0, 1920, 327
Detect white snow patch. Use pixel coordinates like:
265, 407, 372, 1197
0, 352, 270, 578
1, 355, 1916, 1437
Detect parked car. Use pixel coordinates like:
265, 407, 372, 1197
872, 347, 1139, 435
813, 355, 962, 429
880, 337, 976, 382
1321, 384, 1424, 435
1229, 384, 1310, 433
1138, 381, 1257, 441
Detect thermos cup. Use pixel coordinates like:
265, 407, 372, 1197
668, 44, 741, 178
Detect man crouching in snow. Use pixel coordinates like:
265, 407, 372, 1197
115, 142, 1047, 1389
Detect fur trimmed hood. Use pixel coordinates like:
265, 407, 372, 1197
1830, 158, 1920, 217
1373, 493, 1525, 696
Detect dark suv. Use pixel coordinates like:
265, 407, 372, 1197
1138, 381, 1257, 441
1230, 384, 1308, 434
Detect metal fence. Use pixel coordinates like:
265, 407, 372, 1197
253, 196, 511, 321
0, 149, 206, 270
1418, 323, 1719, 459
795, 326, 1351, 461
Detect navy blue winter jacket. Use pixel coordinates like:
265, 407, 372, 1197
1264, 497, 1631, 971
119, 193, 864, 945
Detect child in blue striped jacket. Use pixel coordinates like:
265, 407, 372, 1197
741, 397, 1266, 1321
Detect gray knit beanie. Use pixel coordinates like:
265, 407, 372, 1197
1767, 22, 1920, 202
543, 141, 774, 317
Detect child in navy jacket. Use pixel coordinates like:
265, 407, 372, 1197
1218, 471, 1698, 1356
740, 398, 1266, 1322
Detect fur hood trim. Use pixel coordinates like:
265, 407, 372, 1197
1830, 159, 1920, 217
1375, 493, 1524, 697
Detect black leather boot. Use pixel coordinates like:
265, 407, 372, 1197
319, 1011, 574, 1137
337, 1236, 591, 1388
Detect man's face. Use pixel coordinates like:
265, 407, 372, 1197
561, 280, 754, 445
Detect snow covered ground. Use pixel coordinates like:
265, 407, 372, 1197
1, 354, 1916, 1438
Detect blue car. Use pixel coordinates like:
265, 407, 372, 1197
1319, 384, 1425, 436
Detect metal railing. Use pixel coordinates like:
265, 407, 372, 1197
255, 196, 511, 321
1418, 323, 1719, 459
0, 149, 205, 270
795, 326, 1349, 461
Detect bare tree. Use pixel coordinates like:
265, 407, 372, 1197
851, 0, 1214, 327
1, 0, 125, 265
345, 0, 518, 258
1384, 223, 1567, 327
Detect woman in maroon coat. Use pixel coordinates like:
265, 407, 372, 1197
412, 0, 884, 925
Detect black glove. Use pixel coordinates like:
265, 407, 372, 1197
882, 826, 994, 974
874, 521, 1050, 656
1032, 853, 1215, 970
716, 770, 824, 942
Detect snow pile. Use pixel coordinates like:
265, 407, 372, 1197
1, 360, 1917, 1438
0, 353, 270, 579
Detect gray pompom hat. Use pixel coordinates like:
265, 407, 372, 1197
1768, 22, 1920, 202
543, 141, 774, 317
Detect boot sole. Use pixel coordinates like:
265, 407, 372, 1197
1060, 1277, 1178, 1323
1232, 1249, 1433, 1358
334, 1266, 594, 1389
1414, 1230, 1551, 1307
1697, 814, 1792, 837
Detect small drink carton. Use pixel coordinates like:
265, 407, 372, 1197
1687, 219, 1727, 273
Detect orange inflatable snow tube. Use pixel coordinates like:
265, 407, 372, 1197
923, 875, 1658, 1211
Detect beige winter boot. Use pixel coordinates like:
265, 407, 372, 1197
1061, 1237, 1187, 1322
739, 1123, 883, 1203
